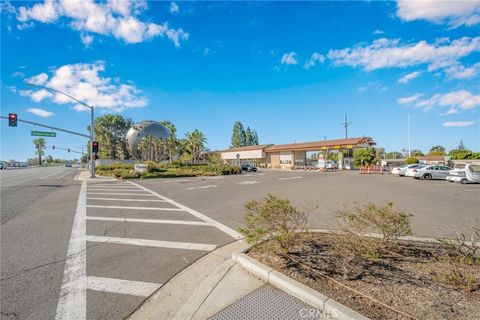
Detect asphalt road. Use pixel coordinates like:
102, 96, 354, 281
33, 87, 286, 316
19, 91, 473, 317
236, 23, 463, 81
135, 169, 480, 238
2, 167, 479, 320
1, 166, 82, 320
1, 167, 240, 320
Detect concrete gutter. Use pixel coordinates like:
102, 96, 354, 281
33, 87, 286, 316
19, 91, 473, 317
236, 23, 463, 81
233, 250, 370, 320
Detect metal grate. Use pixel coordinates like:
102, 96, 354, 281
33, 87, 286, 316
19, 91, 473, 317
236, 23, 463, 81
209, 284, 323, 320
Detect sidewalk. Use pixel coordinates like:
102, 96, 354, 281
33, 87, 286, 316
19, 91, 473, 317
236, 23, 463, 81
128, 240, 330, 320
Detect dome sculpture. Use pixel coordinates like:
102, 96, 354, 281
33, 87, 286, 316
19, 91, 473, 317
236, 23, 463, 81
126, 120, 170, 159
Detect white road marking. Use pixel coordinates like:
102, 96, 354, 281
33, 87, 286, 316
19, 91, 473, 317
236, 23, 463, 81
86, 192, 156, 196
57, 172, 71, 179
128, 181, 244, 240
55, 181, 86, 320
86, 197, 167, 202
464, 188, 480, 191
86, 235, 216, 251
278, 176, 303, 180
187, 185, 217, 190
236, 181, 260, 185
86, 205, 183, 211
87, 216, 212, 226
86, 276, 161, 297
86, 188, 146, 192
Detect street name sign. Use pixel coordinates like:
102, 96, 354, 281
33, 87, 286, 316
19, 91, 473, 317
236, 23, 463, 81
31, 130, 56, 137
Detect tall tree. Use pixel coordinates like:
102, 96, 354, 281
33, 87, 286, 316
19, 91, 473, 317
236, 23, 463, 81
429, 145, 446, 156
185, 129, 207, 164
411, 149, 424, 156
245, 126, 253, 146
161, 120, 179, 163
231, 121, 246, 147
33, 138, 46, 166
251, 130, 259, 145
94, 114, 133, 160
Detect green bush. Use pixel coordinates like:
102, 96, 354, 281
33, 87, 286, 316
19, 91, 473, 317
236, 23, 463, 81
353, 148, 376, 166
404, 157, 419, 164
239, 194, 308, 253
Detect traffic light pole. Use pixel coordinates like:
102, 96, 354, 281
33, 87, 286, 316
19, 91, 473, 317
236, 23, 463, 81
90, 106, 95, 178
25, 83, 96, 178
0, 116, 89, 138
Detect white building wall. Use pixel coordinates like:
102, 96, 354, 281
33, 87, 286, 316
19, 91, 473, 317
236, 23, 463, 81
221, 150, 265, 160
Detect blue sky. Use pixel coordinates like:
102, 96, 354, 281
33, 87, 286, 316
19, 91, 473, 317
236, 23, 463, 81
1, 0, 479, 161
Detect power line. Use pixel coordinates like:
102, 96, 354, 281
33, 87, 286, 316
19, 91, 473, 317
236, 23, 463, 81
342, 114, 352, 139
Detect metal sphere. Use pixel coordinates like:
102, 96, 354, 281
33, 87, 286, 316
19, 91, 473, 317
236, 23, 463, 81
126, 120, 170, 159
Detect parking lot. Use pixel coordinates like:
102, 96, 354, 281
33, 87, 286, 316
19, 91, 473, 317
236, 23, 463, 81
135, 169, 480, 238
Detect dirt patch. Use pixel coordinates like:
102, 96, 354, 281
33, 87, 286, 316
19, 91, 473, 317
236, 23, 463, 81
248, 233, 480, 320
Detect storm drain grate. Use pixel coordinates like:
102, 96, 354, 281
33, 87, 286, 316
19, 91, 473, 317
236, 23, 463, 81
209, 284, 323, 320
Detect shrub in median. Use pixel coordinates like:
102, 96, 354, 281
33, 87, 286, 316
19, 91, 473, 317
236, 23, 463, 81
332, 202, 412, 278
239, 194, 308, 253
404, 157, 419, 164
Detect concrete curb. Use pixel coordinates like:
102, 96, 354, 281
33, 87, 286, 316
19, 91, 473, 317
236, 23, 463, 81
232, 250, 370, 320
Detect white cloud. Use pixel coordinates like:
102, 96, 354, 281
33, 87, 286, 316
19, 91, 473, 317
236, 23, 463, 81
21, 61, 148, 112
444, 62, 480, 79
169, 2, 179, 14
11, 71, 25, 78
397, 93, 423, 105
442, 121, 475, 128
26, 72, 49, 85
398, 71, 422, 84
328, 37, 480, 73
396, 0, 480, 28
303, 52, 325, 69
357, 82, 388, 93
27, 107, 54, 118
372, 29, 385, 35
400, 90, 480, 115
281, 52, 298, 65
15, 0, 188, 46
81, 33, 94, 48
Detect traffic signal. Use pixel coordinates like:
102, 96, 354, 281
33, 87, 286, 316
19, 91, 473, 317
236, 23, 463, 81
8, 113, 17, 127
92, 141, 99, 153
93, 154, 98, 160
52, 145, 55, 150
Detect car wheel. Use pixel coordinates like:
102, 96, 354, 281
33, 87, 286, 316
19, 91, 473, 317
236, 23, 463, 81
423, 173, 432, 180
461, 179, 468, 184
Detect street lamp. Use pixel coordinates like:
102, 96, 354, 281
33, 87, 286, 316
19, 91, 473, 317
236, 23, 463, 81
26, 83, 96, 178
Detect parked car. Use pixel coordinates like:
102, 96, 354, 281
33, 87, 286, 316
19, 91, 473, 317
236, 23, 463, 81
447, 164, 480, 184
241, 164, 257, 172
413, 165, 453, 180
405, 164, 426, 177
326, 160, 338, 170
0, 161, 7, 170
65, 162, 72, 167
391, 164, 423, 176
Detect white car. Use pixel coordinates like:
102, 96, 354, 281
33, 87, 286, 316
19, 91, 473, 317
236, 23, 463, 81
413, 165, 453, 180
405, 164, 426, 177
392, 164, 424, 176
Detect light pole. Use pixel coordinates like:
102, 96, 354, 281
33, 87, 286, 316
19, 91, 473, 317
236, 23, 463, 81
27, 83, 96, 178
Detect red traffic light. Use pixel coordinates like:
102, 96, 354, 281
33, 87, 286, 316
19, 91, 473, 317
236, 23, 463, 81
92, 141, 99, 153
8, 113, 17, 127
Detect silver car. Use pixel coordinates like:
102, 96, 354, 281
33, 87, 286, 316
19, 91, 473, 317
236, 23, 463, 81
413, 165, 453, 180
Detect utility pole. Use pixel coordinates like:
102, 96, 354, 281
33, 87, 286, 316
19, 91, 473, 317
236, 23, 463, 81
342, 114, 352, 139
27, 83, 96, 178
408, 113, 411, 157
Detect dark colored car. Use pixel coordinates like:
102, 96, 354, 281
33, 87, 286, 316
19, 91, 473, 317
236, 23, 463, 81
241, 164, 257, 172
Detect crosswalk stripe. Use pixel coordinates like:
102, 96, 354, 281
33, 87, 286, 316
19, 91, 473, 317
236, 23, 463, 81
86, 276, 161, 297
86, 235, 216, 251
87, 216, 212, 226
86, 205, 183, 211
86, 198, 167, 202
86, 188, 146, 191
86, 192, 156, 196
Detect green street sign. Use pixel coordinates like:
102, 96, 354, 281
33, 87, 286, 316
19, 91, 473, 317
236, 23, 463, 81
31, 130, 56, 137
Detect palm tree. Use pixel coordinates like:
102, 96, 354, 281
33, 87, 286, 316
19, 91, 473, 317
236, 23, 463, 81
161, 121, 179, 163
185, 129, 207, 164
33, 138, 46, 166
